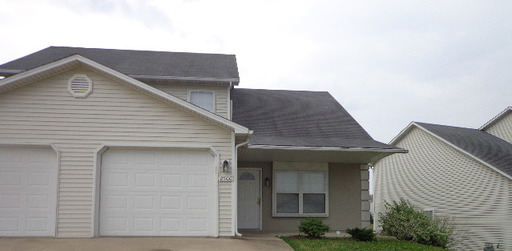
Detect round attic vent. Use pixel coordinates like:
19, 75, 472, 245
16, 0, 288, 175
68, 74, 93, 98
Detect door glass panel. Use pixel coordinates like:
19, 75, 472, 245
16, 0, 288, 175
239, 172, 256, 181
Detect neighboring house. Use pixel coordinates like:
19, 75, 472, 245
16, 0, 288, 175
0, 46, 404, 238
374, 107, 512, 251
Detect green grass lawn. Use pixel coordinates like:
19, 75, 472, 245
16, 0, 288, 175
281, 236, 452, 251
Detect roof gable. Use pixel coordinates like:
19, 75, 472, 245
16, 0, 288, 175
231, 88, 403, 151
0, 54, 250, 135
405, 122, 512, 180
0, 46, 240, 83
480, 106, 512, 130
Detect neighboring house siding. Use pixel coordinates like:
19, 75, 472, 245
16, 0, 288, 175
484, 112, 512, 143
374, 127, 511, 251
147, 82, 230, 119
0, 67, 234, 237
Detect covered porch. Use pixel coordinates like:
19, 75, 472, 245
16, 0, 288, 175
235, 147, 402, 233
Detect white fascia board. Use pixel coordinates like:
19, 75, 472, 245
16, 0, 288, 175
414, 122, 512, 181
0, 57, 80, 91
131, 74, 239, 84
0, 69, 24, 75
388, 122, 417, 145
247, 144, 407, 153
0, 55, 251, 135
479, 106, 512, 130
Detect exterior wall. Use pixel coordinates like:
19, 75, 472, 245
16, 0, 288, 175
0, 66, 234, 237
374, 127, 512, 251
484, 112, 512, 143
238, 162, 364, 232
146, 81, 230, 119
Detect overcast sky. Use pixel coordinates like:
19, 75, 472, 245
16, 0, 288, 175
1, 0, 511, 143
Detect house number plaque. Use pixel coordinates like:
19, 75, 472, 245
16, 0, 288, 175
219, 175, 234, 182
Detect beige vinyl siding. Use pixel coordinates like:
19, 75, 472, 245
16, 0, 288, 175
484, 112, 512, 143
374, 127, 511, 251
0, 66, 234, 237
147, 82, 230, 119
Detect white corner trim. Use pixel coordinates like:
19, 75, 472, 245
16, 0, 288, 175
414, 123, 512, 181
50, 144, 61, 238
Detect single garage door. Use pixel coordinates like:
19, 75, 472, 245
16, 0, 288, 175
0, 146, 57, 237
100, 148, 216, 236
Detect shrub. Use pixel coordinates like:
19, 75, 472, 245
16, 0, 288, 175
378, 198, 456, 248
346, 227, 376, 242
298, 218, 330, 238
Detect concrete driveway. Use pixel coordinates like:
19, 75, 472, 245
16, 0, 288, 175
0, 235, 293, 251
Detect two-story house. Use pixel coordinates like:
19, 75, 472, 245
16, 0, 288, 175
374, 107, 512, 251
0, 46, 404, 238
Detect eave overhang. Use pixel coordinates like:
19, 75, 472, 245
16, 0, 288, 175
239, 144, 407, 164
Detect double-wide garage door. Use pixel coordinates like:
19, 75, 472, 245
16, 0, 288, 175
0, 146, 57, 237
100, 148, 215, 236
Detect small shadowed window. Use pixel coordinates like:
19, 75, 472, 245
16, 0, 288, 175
190, 91, 214, 112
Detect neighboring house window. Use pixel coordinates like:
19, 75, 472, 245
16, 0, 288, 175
273, 162, 328, 217
424, 209, 435, 219
189, 90, 215, 112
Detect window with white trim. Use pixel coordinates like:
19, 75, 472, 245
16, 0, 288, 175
273, 162, 328, 217
189, 90, 215, 112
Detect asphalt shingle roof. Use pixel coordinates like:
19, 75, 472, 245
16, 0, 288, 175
0, 46, 239, 83
232, 88, 399, 150
417, 122, 512, 177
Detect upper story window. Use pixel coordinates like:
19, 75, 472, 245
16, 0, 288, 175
189, 90, 215, 112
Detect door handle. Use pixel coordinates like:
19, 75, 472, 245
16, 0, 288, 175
257, 197, 261, 206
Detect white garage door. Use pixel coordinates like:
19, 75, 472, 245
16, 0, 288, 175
100, 148, 216, 236
0, 146, 57, 237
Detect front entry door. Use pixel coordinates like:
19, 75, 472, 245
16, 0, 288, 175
237, 169, 261, 229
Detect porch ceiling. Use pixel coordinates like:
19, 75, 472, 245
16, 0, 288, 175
238, 147, 404, 164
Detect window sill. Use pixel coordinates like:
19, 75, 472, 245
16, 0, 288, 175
272, 213, 329, 218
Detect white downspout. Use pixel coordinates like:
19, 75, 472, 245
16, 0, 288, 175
233, 132, 252, 237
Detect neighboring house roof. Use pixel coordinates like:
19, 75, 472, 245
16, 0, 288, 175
0, 46, 240, 83
480, 106, 512, 130
0, 54, 251, 135
397, 122, 512, 179
231, 88, 403, 152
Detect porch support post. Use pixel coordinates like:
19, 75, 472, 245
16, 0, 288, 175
360, 164, 371, 228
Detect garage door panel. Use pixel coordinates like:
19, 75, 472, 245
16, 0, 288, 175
188, 174, 209, 188
100, 148, 215, 236
0, 146, 57, 237
1, 172, 21, 185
